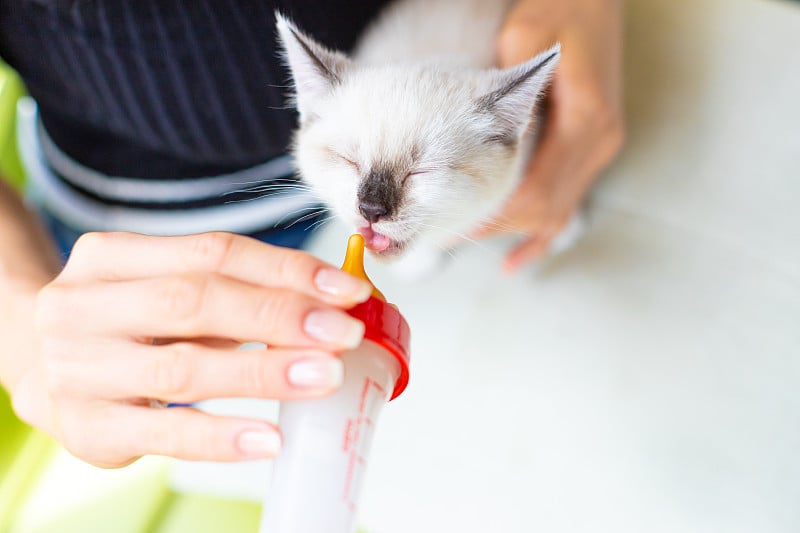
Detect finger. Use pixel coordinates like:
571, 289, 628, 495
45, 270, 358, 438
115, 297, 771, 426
61, 232, 372, 306
69, 341, 343, 403
152, 337, 242, 349
37, 274, 366, 351
60, 403, 283, 466
138, 408, 282, 462
504, 237, 550, 273
9, 370, 54, 433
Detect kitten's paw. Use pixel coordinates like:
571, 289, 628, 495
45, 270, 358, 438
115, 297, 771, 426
548, 212, 587, 256
389, 247, 449, 281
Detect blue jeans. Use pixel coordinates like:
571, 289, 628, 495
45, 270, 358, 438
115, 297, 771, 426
41, 209, 324, 262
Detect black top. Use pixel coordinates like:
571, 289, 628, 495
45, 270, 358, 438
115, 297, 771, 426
0, 0, 391, 179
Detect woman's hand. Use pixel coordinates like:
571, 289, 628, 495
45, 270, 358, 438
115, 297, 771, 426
10, 232, 372, 468
475, 0, 626, 272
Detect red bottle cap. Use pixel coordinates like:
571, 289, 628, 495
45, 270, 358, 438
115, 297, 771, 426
347, 297, 410, 400
341, 235, 411, 400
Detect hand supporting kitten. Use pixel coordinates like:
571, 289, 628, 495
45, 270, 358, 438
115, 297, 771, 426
474, 0, 625, 272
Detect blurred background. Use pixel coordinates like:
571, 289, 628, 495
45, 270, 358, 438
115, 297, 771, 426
1, 0, 799, 532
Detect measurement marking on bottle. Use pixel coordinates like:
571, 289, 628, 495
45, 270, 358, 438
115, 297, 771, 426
342, 377, 387, 508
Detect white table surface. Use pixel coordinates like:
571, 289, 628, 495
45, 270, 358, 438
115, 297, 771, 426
14, 0, 800, 532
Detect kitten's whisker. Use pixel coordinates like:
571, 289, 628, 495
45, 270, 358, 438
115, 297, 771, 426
221, 187, 316, 204
245, 185, 314, 194
223, 194, 278, 204
228, 178, 308, 185
260, 186, 315, 193
415, 223, 479, 246
232, 180, 312, 189
305, 215, 335, 232
274, 205, 329, 227
414, 222, 503, 259
222, 183, 316, 196
477, 220, 518, 232
416, 210, 516, 232
485, 213, 515, 225
404, 210, 519, 236
219, 177, 307, 191
285, 208, 330, 229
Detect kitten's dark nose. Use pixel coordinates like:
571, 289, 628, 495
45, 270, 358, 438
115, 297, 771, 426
358, 201, 388, 224
358, 164, 401, 223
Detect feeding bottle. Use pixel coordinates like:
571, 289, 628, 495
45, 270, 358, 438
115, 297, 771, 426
259, 234, 411, 533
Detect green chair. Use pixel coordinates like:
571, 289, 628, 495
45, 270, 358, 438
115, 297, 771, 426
8, 452, 262, 533
0, 59, 26, 190
0, 389, 56, 533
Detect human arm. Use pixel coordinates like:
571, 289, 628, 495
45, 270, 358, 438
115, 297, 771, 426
0, 178, 61, 392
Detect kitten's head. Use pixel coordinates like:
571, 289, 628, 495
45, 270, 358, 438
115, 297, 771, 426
276, 15, 559, 258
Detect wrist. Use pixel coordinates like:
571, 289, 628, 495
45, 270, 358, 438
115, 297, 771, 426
0, 272, 50, 314
0, 250, 57, 291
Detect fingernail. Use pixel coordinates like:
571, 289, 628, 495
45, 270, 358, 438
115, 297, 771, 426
287, 356, 344, 389
304, 309, 365, 348
314, 268, 372, 301
238, 429, 282, 457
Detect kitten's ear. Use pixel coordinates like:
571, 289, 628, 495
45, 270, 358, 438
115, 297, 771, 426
477, 44, 561, 143
275, 13, 352, 122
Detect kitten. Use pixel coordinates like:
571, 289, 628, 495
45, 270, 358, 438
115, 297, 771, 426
276, 0, 581, 274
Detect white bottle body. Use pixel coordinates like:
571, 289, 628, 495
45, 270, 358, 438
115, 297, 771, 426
260, 340, 401, 533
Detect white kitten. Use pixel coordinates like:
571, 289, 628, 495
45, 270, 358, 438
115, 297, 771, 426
276, 1, 579, 271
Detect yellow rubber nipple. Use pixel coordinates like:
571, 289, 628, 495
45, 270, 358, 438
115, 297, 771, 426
341, 234, 386, 301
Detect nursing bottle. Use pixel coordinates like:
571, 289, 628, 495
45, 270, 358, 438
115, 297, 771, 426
259, 234, 411, 533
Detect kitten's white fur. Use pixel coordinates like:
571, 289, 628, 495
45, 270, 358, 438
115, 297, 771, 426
276, 1, 581, 274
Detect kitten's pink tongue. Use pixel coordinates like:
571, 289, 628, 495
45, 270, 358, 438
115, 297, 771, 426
358, 227, 392, 252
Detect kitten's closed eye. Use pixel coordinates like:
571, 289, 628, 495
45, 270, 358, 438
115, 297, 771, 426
327, 145, 427, 186
326, 148, 361, 174
402, 170, 429, 185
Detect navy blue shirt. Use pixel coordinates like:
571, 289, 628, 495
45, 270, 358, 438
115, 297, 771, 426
0, 0, 391, 179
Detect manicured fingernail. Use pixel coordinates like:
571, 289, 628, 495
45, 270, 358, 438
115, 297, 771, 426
238, 429, 282, 457
314, 268, 372, 301
304, 309, 365, 348
287, 356, 344, 389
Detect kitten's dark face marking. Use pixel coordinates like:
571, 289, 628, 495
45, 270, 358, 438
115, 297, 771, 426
357, 162, 404, 223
